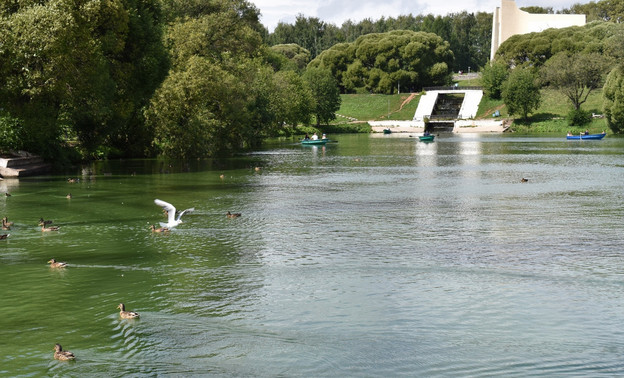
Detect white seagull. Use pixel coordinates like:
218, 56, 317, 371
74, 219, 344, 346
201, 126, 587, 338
154, 199, 194, 228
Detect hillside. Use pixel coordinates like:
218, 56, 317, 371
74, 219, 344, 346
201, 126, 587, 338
333, 75, 609, 133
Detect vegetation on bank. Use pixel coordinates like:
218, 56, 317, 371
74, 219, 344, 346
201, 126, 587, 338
2, 0, 624, 164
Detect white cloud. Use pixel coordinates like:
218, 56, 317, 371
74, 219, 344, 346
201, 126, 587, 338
252, 0, 583, 32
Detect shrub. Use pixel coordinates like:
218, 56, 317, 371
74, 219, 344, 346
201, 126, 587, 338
567, 108, 592, 126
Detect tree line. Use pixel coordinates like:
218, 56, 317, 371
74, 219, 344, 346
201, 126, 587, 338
3, 0, 624, 163
267, 11, 493, 74
485, 18, 624, 132
0, 0, 341, 161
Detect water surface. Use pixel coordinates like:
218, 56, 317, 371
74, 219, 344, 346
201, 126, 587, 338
1, 133, 623, 376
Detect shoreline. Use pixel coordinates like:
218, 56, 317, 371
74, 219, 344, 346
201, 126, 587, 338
369, 119, 509, 133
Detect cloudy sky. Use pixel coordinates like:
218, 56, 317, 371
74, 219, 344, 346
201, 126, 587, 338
252, 0, 585, 32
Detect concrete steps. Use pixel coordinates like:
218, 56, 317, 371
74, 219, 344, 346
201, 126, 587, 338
0, 153, 51, 178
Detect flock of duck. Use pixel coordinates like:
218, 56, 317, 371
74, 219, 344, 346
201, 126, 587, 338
51, 302, 140, 361
29, 198, 240, 361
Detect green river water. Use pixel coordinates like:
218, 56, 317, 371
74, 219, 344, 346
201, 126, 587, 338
1, 133, 623, 376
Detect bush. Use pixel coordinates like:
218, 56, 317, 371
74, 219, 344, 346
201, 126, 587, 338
0, 113, 24, 153
567, 108, 592, 126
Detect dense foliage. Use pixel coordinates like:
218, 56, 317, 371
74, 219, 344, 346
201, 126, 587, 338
603, 65, 624, 134
480, 61, 509, 100
541, 52, 612, 110
502, 68, 541, 120
0, 0, 169, 159
267, 12, 492, 73
309, 30, 454, 94
494, 21, 624, 69
0, 0, 341, 160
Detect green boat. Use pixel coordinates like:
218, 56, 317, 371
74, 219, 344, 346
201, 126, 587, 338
301, 139, 328, 145
418, 135, 435, 142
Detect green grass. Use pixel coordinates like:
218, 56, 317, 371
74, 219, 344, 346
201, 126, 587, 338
334, 93, 421, 122
331, 79, 610, 134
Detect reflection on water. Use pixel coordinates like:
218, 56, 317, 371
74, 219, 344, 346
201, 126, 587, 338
1, 134, 624, 376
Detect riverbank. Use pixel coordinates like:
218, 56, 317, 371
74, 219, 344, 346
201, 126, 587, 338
369, 119, 510, 133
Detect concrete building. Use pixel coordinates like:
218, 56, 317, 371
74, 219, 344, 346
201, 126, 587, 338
490, 0, 585, 61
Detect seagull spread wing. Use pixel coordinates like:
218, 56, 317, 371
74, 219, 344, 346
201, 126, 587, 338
154, 199, 176, 226
176, 207, 195, 221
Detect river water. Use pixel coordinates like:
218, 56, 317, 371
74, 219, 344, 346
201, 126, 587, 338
1, 133, 623, 376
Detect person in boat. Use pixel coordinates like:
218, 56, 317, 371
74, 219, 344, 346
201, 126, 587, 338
322, 133, 327, 140
567, 131, 572, 136
304, 134, 310, 140
311, 133, 319, 140
584, 129, 589, 135
423, 130, 431, 136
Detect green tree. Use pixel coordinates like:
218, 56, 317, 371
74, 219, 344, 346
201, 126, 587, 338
303, 67, 341, 126
481, 60, 509, 99
0, 0, 168, 158
502, 68, 541, 120
269, 44, 311, 71
310, 30, 453, 93
603, 64, 624, 133
541, 52, 612, 110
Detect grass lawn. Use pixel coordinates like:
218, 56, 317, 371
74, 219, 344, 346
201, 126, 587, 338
334, 93, 421, 122
331, 75, 609, 134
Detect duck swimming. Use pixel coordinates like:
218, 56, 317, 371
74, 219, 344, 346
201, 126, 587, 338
117, 303, 140, 319
53, 344, 75, 360
2, 217, 11, 230
150, 224, 169, 233
38, 218, 53, 226
41, 225, 60, 232
226, 211, 241, 218
48, 258, 67, 268
0, 234, 9, 240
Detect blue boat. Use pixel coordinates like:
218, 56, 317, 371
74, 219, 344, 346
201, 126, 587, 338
566, 132, 606, 140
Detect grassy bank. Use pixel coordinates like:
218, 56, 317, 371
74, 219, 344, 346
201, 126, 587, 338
296, 75, 610, 135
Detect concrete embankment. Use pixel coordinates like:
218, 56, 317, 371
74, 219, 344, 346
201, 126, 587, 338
0, 152, 51, 178
369, 119, 509, 134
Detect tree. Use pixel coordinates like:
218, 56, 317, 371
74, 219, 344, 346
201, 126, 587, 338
603, 64, 624, 134
269, 44, 311, 71
303, 67, 341, 127
481, 60, 509, 99
541, 52, 612, 110
502, 68, 541, 120
0, 0, 168, 158
310, 30, 453, 93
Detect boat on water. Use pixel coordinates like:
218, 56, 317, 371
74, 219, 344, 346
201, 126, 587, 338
566, 132, 606, 140
301, 139, 329, 145
383, 128, 392, 134
419, 135, 435, 142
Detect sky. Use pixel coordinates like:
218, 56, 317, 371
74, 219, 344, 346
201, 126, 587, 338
252, 0, 585, 32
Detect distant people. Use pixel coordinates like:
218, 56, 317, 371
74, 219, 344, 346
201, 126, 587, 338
321, 133, 327, 140
311, 133, 319, 140
567, 131, 572, 136
423, 130, 431, 136
304, 134, 310, 140
584, 129, 589, 135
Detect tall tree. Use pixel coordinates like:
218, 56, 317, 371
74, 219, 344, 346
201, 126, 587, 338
481, 60, 509, 99
502, 68, 541, 120
303, 67, 341, 127
541, 52, 612, 110
603, 64, 624, 134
